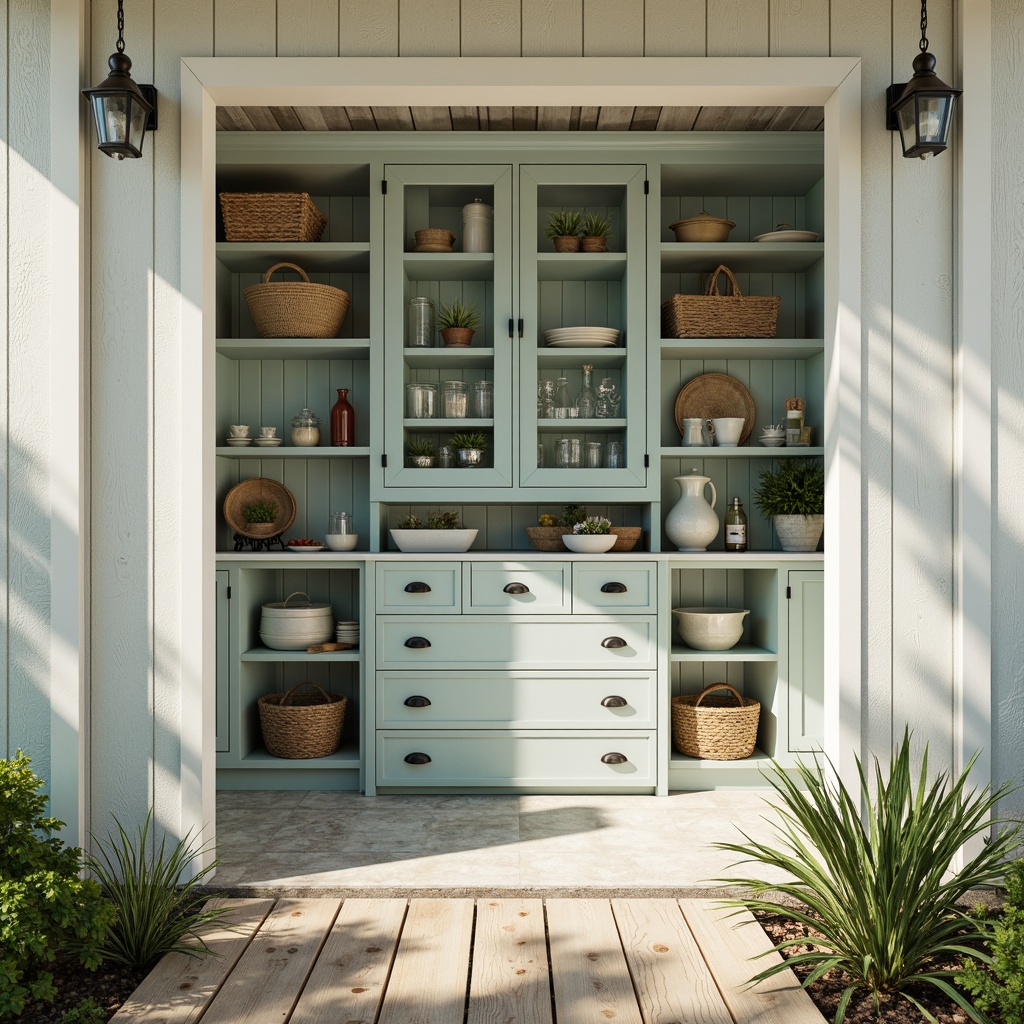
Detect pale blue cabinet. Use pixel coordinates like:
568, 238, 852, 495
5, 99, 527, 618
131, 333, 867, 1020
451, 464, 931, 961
215, 570, 231, 753
787, 570, 825, 752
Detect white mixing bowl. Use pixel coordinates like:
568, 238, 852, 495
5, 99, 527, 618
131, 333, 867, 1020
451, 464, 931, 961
672, 606, 749, 650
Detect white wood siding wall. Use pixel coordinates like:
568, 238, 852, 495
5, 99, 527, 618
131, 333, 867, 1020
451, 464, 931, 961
7, 0, 981, 837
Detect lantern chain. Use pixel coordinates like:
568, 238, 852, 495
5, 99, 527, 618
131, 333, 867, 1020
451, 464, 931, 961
919, 0, 929, 52
116, 0, 125, 53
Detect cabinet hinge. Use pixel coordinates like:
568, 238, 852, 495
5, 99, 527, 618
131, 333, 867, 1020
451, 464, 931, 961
644, 179, 650, 195
518, 318, 524, 339
381, 179, 387, 194
786, 586, 792, 599
508, 318, 514, 339
644, 453, 650, 468
226, 586, 232, 600
381, 453, 388, 468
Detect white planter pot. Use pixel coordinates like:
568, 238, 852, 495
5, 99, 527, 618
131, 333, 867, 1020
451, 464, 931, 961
389, 528, 478, 553
562, 533, 616, 553
773, 514, 824, 552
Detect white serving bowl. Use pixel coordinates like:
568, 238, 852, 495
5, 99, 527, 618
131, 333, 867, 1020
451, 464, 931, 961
672, 606, 750, 650
711, 417, 745, 447
562, 533, 617, 553
325, 534, 360, 551
389, 528, 478, 553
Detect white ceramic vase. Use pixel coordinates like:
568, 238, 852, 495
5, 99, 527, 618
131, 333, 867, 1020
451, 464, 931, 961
773, 514, 824, 552
665, 473, 719, 551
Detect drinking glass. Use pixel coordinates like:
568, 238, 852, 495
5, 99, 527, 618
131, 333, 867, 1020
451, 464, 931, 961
556, 438, 581, 468
606, 440, 624, 468
585, 441, 602, 468
472, 380, 493, 418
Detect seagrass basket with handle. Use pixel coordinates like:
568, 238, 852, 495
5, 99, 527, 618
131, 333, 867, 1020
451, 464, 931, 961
671, 682, 760, 760
662, 264, 780, 339
258, 681, 347, 759
244, 262, 350, 338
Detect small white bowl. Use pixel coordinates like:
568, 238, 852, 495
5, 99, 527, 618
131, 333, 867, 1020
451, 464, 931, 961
672, 606, 750, 650
325, 534, 359, 551
562, 533, 617, 553
389, 528, 478, 553
711, 417, 745, 447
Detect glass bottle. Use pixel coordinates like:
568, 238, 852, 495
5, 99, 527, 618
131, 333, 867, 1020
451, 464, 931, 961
596, 377, 621, 418
408, 297, 435, 347
553, 377, 572, 418
291, 407, 321, 446
330, 388, 355, 446
537, 379, 555, 419
724, 496, 748, 552
575, 364, 597, 419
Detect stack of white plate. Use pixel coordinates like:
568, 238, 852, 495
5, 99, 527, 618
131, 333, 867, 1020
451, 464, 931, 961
336, 620, 360, 647
542, 326, 621, 348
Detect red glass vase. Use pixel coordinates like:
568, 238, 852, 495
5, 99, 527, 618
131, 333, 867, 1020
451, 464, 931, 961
330, 388, 355, 446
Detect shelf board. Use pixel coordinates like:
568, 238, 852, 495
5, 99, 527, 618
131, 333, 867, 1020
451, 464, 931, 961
403, 418, 493, 429
241, 647, 360, 662
537, 347, 628, 368
216, 241, 370, 273
216, 338, 371, 360
669, 747, 773, 768
404, 346, 494, 369
661, 242, 823, 273
662, 446, 823, 458
216, 446, 370, 457
536, 252, 628, 281
241, 744, 361, 769
671, 644, 777, 662
403, 252, 494, 281
536, 418, 627, 433
660, 338, 824, 360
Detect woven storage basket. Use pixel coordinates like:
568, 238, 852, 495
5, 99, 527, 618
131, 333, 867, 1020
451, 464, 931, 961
258, 682, 347, 759
671, 683, 760, 760
526, 526, 573, 551
662, 265, 780, 339
244, 262, 350, 339
219, 192, 326, 242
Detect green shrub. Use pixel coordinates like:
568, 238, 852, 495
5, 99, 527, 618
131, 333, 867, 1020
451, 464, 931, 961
62, 997, 108, 1024
714, 729, 1023, 1023
558, 504, 588, 527
87, 809, 227, 970
753, 458, 824, 518
959, 859, 1024, 1020
0, 753, 114, 1017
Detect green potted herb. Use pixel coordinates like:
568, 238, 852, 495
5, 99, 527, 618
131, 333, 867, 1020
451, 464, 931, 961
436, 299, 480, 347
407, 438, 435, 468
448, 431, 489, 468
242, 499, 279, 536
389, 509, 477, 552
753, 458, 824, 551
545, 209, 583, 252
581, 211, 613, 252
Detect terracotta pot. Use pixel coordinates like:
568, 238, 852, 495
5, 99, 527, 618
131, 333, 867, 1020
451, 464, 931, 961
581, 235, 607, 252
553, 236, 581, 253
441, 327, 474, 347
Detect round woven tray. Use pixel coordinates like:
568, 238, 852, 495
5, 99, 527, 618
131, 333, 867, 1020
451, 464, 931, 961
258, 682, 347, 759
671, 683, 760, 761
674, 373, 755, 444
223, 478, 297, 539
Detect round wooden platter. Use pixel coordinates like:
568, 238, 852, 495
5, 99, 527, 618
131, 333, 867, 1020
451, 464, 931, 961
673, 373, 756, 444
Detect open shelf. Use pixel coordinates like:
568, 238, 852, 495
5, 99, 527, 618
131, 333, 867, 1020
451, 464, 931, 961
670, 645, 777, 662
403, 418, 493, 429
404, 347, 494, 369
660, 242, 823, 273
660, 338, 824, 360
216, 446, 371, 458
537, 348, 628, 369
217, 338, 371, 360
241, 744, 361, 769
537, 419, 627, 433
662, 446, 823, 458
240, 647, 360, 662
669, 747, 773, 768
402, 252, 494, 281
536, 252, 627, 281
216, 241, 371, 272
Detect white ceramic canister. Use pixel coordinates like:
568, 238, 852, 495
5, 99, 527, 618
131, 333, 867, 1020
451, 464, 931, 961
664, 471, 719, 551
259, 591, 334, 650
462, 199, 493, 253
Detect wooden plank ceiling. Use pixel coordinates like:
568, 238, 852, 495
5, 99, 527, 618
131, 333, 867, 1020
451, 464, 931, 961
215, 105, 824, 132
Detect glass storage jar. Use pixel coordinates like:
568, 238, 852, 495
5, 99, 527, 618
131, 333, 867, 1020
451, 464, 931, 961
291, 408, 321, 446
441, 380, 468, 418
406, 382, 438, 418
471, 380, 493, 418
408, 296, 435, 347
556, 437, 581, 468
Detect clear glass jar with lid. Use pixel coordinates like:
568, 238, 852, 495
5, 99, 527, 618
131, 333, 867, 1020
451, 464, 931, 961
441, 380, 468, 418
408, 296, 435, 347
291, 408, 321, 446
405, 382, 438, 418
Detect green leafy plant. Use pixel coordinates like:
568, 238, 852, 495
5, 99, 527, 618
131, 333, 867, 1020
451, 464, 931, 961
407, 439, 435, 458
242, 499, 278, 524
87, 809, 229, 970
558, 503, 588, 527
544, 209, 583, 239
753, 458, 824, 518
448, 431, 488, 451
0, 753, 114, 1016
959, 859, 1024, 1020
395, 510, 461, 529
714, 729, 1024, 1024
581, 211, 613, 239
62, 997, 108, 1024
573, 516, 611, 535
395, 514, 422, 529
436, 299, 480, 330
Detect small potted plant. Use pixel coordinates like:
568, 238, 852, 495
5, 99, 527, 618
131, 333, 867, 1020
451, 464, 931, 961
580, 211, 613, 253
448, 431, 488, 468
242, 499, 280, 537
563, 515, 616, 553
753, 458, 824, 552
389, 510, 478, 552
545, 209, 583, 252
407, 438, 435, 468
437, 299, 480, 347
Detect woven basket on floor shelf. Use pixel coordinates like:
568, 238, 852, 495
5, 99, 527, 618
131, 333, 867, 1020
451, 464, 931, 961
662, 264, 779, 339
258, 682, 347, 759
671, 683, 760, 761
244, 262, 350, 338
219, 192, 326, 242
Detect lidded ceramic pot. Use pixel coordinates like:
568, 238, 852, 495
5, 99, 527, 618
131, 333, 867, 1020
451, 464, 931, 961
260, 591, 334, 650
462, 199, 493, 252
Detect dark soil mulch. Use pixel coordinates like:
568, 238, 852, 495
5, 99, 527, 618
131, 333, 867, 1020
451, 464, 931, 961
9, 956, 148, 1023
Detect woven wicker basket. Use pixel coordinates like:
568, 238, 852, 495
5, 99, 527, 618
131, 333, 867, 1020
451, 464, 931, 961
526, 526, 573, 551
219, 192, 326, 242
258, 682, 347, 759
662, 265, 780, 339
671, 683, 760, 760
244, 263, 350, 339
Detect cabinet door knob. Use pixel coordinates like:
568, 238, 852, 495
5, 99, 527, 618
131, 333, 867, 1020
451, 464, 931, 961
403, 695, 432, 708
600, 582, 628, 594
601, 695, 628, 708
601, 636, 627, 649
404, 636, 431, 649
503, 582, 530, 595
404, 581, 431, 593
404, 752, 431, 765
601, 752, 629, 765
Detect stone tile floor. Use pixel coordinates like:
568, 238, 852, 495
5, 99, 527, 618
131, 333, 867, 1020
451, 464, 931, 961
211, 790, 789, 893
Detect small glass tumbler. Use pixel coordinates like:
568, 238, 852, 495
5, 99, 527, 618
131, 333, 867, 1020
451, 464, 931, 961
585, 441, 602, 468
441, 380, 468, 418
438, 445, 454, 468
405, 382, 438, 418
537, 443, 545, 468
606, 440, 624, 468
472, 380, 493, 418
556, 437, 582, 469
328, 511, 354, 535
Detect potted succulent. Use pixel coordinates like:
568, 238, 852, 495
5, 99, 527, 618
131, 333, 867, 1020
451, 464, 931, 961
436, 299, 480, 347
545, 209, 583, 252
563, 515, 616, 553
242, 499, 280, 537
389, 510, 478, 553
753, 458, 825, 552
580, 211, 613, 253
448, 431, 488, 467
407, 438, 435, 468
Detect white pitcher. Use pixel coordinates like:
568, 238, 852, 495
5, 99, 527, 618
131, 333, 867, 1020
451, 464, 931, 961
665, 472, 719, 551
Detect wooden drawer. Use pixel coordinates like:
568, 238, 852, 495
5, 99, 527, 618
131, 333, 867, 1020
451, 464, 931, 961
375, 562, 461, 614
376, 671, 657, 729
465, 561, 570, 614
376, 730, 656, 787
375, 616, 656, 670
572, 562, 658, 613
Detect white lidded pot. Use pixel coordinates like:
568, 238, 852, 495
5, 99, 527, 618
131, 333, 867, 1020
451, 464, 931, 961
260, 591, 334, 650
665, 471, 719, 551
462, 199, 493, 253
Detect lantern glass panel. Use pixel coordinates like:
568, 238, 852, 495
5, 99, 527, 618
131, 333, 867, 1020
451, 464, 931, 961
91, 94, 128, 147
128, 98, 147, 151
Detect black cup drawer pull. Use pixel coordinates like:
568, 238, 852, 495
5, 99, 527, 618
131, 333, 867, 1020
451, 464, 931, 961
601, 637, 627, 649
404, 636, 431, 649
403, 696, 432, 708
601, 752, 629, 765
601, 695, 628, 708
600, 582, 628, 594
503, 582, 530, 595
404, 581, 432, 593
404, 752, 431, 765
